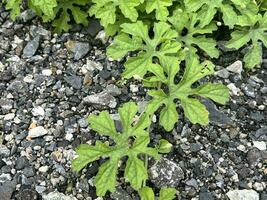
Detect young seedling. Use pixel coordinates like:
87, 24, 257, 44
72, 102, 171, 196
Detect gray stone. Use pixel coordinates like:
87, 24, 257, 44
85, 19, 102, 37
0, 146, 10, 158
110, 188, 133, 200
22, 37, 40, 58
43, 191, 77, 200
106, 84, 121, 96
149, 158, 184, 188
261, 194, 267, 200
35, 186, 46, 194
227, 60, 243, 74
186, 178, 198, 189
73, 42, 90, 60
203, 99, 231, 127
64, 75, 82, 89
255, 127, 267, 141
199, 192, 214, 200
15, 156, 29, 170
215, 68, 230, 78
78, 118, 88, 128
77, 178, 89, 192
84, 91, 117, 108
243, 85, 255, 98
19, 10, 36, 22
7, 80, 28, 93
226, 189, 259, 200
247, 148, 262, 166
0, 99, 13, 112
0, 180, 16, 200
28, 126, 48, 138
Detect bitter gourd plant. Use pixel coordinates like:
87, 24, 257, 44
72, 102, 173, 196
4, 0, 267, 198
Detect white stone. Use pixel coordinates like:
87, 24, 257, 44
227, 60, 243, 74
32, 106, 45, 116
23, 75, 34, 83
227, 83, 240, 96
43, 191, 77, 200
130, 84, 139, 93
253, 182, 265, 191
42, 69, 52, 76
0, 61, 4, 72
4, 113, 15, 120
28, 126, 48, 138
237, 144, 246, 152
39, 165, 49, 173
253, 141, 266, 151
65, 133, 73, 141
226, 189, 259, 200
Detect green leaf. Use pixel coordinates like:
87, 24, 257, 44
244, 42, 262, 69
168, 8, 219, 59
125, 155, 148, 190
226, 31, 251, 49
181, 98, 209, 125
157, 139, 173, 153
72, 102, 159, 196
146, 55, 229, 130
193, 83, 230, 104
89, 0, 142, 28
51, 0, 89, 33
139, 187, 155, 200
226, 12, 267, 68
145, 0, 173, 21
88, 111, 118, 141
139, 186, 176, 200
119, 102, 138, 132
159, 187, 177, 200
108, 21, 180, 79
159, 101, 179, 131
72, 142, 113, 172
95, 159, 119, 196
107, 34, 143, 60
5, 0, 22, 20
31, 0, 57, 21
52, 11, 71, 33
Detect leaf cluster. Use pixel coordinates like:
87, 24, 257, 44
4, 0, 90, 33
72, 102, 165, 196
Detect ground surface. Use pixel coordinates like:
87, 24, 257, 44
0, 6, 266, 200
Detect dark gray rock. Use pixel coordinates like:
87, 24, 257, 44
261, 193, 267, 200
250, 112, 264, 122
110, 188, 133, 200
254, 127, 267, 141
247, 148, 262, 166
199, 192, 214, 200
0, 146, 10, 158
149, 158, 184, 188
85, 19, 102, 37
64, 75, 82, 90
203, 99, 231, 127
23, 166, 35, 177
22, 36, 40, 58
73, 42, 90, 60
18, 10, 36, 23
0, 180, 16, 200
15, 156, 29, 170
215, 68, 230, 78
0, 99, 13, 112
7, 80, 28, 93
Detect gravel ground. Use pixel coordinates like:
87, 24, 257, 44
0, 5, 266, 200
